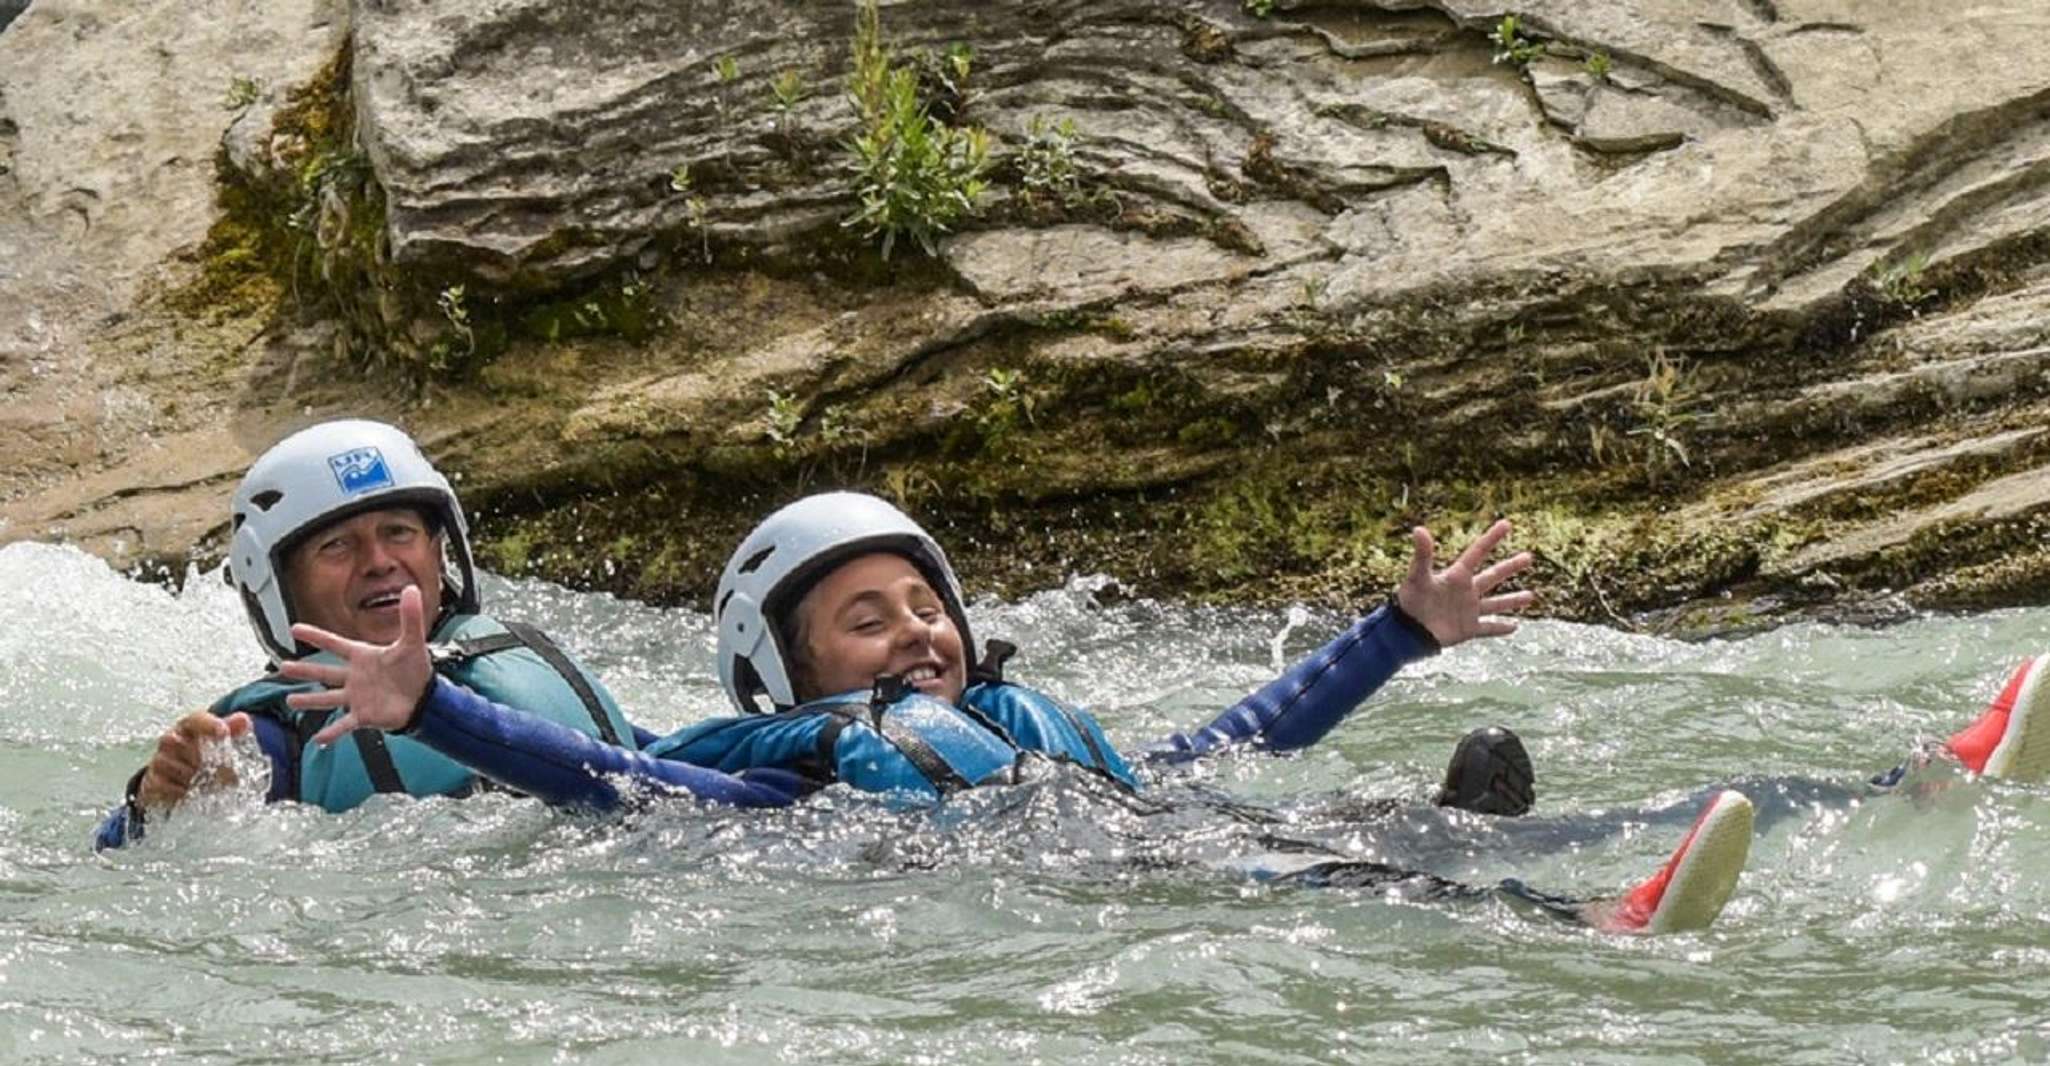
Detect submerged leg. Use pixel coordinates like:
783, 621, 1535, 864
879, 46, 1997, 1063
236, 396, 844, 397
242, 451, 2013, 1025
1942, 653, 2050, 782
1269, 789, 1755, 935
1572, 788, 1754, 935
1872, 653, 2050, 793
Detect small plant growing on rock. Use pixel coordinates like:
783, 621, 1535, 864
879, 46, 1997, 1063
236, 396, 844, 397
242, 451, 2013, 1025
764, 388, 804, 458
974, 367, 1036, 451
1626, 350, 1700, 486
1244, 0, 1276, 17
1492, 15, 1545, 67
915, 43, 976, 126
772, 69, 807, 113
437, 284, 475, 359
1017, 115, 1084, 207
1585, 52, 1613, 79
1013, 115, 1118, 218
881, 466, 940, 509
1876, 252, 1932, 309
222, 76, 261, 113
844, 0, 992, 259
711, 56, 743, 176
769, 69, 808, 153
669, 163, 712, 262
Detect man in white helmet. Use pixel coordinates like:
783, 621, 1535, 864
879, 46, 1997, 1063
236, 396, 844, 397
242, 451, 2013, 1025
92, 419, 657, 848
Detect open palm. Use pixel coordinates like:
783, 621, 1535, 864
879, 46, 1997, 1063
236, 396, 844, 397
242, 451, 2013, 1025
277, 585, 437, 745
1395, 519, 1536, 647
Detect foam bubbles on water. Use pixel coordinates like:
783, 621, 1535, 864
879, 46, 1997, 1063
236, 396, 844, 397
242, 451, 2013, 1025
0, 543, 254, 748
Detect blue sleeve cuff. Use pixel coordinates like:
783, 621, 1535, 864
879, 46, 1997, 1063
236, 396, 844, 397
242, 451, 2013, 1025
93, 803, 138, 851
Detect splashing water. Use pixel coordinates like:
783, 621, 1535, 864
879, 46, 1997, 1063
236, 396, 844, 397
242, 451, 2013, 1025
3, 541, 2049, 1063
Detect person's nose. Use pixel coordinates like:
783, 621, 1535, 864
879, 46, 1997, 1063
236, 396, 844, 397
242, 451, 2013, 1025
892, 611, 936, 650
358, 533, 399, 576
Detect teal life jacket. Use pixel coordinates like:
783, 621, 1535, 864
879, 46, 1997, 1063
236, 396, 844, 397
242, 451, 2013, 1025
212, 613, 640, 812
646, 670, 1138, 801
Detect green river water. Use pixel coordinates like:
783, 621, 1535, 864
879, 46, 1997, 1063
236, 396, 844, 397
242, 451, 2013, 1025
1, 541, 2045, 1064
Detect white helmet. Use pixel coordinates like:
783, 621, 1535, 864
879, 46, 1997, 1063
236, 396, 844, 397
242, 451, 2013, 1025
714, 492, 974, 713
226, 419, 479, 663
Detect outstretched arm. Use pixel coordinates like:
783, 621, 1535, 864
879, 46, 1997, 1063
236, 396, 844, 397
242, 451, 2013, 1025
277, 588, 807, 812
404, 677, 813, 811
1142, 520, 1534, 761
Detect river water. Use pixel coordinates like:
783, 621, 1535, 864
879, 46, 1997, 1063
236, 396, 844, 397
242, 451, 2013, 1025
2, 540, 2046, 1064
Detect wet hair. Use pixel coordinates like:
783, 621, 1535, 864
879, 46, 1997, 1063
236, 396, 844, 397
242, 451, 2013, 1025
776, 601, 818, 702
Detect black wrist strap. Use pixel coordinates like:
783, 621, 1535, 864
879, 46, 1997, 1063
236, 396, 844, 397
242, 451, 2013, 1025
1387, 596, 1442, 655
396, 677, 437, 737
123, 765, 151, 829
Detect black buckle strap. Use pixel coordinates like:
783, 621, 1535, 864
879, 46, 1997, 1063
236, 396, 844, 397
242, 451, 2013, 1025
429, 632, 524, 663
868, 674, 912, 715
861, 678, 972, 796
875, 711, 974, 796
969, 640, 1017, 686
354, 729, 406, 794
497, 621, 624, 747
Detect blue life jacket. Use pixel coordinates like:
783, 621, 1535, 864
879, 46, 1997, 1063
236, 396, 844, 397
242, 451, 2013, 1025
213, 614, 639, 812
646, 679, 1138, 801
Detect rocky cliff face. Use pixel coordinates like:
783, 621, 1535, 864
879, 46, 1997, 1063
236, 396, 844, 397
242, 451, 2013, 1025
5, 0, 2050, 632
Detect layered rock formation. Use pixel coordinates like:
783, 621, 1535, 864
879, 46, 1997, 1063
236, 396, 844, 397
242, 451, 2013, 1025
0, 0, 351, 564
5, 0, 2050, 630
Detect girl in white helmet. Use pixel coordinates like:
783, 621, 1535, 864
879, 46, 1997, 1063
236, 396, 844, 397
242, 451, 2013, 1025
279, 491, 1758, 934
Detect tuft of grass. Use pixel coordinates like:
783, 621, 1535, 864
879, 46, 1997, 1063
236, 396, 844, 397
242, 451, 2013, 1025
843, 0, 992, 259
1876, 252, 1932, 309
1625, 351, 1701, 487
974, 367, 1036, 452
1491, 15, 1545, 68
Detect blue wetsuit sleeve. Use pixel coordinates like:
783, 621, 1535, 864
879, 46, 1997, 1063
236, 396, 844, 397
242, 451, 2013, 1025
406, 677, 805, 812
92, 804, 135, 851
245, 713, 297, 803
92, 711, 300, 851
1141, 602, 1438, 762
631, 723, 662, 750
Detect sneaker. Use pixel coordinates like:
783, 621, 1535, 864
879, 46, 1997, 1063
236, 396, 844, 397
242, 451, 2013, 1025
1581, 789, 1754, 935
1433, 725, 1536, 817
1945, 654, 2050, 783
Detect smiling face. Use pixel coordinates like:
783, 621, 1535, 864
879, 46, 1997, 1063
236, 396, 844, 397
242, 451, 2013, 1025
282, 507, 446, 649
787, 552, 968, 706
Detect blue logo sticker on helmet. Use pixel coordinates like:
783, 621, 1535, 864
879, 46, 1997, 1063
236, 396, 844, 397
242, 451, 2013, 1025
328, 448, 395, 496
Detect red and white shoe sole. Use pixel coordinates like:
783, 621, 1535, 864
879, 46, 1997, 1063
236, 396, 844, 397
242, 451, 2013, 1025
1591, 789, 1754, 935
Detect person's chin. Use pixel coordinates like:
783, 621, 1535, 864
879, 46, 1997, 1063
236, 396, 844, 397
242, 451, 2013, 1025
354, 610, 404, 645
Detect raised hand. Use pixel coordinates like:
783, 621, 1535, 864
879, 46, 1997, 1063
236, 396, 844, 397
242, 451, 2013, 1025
278, 584, 436, 746
137, 710, 255, 812
1395, 519, 1536, 648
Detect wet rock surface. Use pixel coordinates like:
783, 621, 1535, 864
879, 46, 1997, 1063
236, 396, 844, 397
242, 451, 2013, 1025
5, 0, 2050, 632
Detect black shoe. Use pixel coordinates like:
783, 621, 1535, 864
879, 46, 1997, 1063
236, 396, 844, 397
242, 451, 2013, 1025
1434, 725, 1536, 817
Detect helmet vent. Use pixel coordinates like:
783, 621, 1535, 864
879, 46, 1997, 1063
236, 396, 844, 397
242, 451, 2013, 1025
738, 546, 776, 574
250, 490, 285, 511
716, 588, 735, 619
